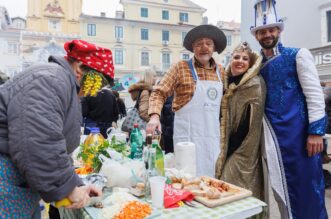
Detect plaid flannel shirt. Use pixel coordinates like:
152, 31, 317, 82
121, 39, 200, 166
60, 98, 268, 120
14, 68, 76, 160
148, 57, 224, 116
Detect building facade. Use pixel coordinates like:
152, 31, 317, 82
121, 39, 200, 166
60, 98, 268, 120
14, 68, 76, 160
1, 0, 241, 81
22, 0, 80, 71
0, 7, 21, 77
80, 0, 206, 80
0, 27, 21, 77
215, 20, 241, 67
241, 0, 331, 81
27, 0, 81, 34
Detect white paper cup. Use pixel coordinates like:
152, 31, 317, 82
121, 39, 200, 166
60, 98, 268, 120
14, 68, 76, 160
149, 176, 166, 208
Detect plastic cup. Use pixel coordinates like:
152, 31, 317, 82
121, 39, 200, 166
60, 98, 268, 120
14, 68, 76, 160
149, 176, 166, 208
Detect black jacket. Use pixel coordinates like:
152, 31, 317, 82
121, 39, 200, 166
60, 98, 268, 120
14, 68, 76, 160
160, 96, 174, 136
117, 98, 127, 117
82, 87, 119, 124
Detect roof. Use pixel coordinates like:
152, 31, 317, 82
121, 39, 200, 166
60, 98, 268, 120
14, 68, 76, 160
184, 0, 206, 10
120, 0, 206, 12
80, 13, 197, 28
12, 17, 26, 21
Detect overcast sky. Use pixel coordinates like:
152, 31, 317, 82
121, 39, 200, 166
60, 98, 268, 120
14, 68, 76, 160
0, 0, 241, 24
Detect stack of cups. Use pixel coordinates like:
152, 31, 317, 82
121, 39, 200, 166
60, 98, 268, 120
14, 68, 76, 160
149, 176, 166, 208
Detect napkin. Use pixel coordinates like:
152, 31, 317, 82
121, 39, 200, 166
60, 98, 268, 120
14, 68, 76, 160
164, 184, 194, 208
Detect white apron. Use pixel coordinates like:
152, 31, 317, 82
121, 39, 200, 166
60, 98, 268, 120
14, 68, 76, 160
173, 59, 222, 177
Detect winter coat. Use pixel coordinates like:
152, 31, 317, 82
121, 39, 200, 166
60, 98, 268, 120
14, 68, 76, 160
128, 82, 152, 122
215, 52, 266, 199
117, 98, 127, 117
0, 56, 83, 202
82, 86, 119, 124
160, 96, 174, 137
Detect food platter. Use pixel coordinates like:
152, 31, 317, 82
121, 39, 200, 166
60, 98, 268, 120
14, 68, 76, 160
84, 188, 161, 219
171, 176, 252, 208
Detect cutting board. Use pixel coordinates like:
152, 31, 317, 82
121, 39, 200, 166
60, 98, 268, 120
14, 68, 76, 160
193, 179, 252, 208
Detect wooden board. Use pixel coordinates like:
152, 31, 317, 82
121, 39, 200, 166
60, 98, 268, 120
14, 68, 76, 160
192, 178, 252, 208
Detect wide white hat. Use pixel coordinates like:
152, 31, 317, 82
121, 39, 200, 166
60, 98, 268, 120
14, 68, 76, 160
250, 0, 284, 35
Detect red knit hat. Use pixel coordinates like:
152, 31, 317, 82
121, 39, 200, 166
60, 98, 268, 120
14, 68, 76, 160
64, 40, 114, 78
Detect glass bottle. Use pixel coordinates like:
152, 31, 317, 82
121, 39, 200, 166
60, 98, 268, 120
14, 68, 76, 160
145, 146, 157, 202
152, 139, 165, 176
143, 134, 152, 169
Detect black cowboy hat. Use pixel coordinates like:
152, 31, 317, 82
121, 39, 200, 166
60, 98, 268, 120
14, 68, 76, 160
183, 25, 227, 54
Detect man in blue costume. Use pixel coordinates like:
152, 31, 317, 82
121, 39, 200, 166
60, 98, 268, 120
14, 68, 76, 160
251, 0, 328, 218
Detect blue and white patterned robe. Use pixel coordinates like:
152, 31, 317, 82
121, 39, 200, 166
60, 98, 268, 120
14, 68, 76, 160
261, 43, 328, 219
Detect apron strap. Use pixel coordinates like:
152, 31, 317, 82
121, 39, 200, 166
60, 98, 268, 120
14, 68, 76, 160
188, 59, 198, 81
187, 59, 221, 82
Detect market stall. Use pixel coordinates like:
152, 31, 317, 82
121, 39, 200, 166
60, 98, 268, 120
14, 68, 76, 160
60, 128, 266, 219
59, 196, 266, 219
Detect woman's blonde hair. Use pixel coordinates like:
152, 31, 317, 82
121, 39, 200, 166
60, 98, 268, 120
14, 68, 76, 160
232, 41, 255, 67
143, 69, 156, 86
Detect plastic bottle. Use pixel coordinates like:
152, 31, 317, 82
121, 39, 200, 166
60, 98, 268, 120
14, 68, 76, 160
54, 198, 72, 208
152, 139, 165, 176
83, 127, 105, 166
130, 124, 143, 159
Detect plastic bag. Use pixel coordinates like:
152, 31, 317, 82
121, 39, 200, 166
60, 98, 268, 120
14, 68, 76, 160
99, 155, 145, 188
107, 127, 127, 143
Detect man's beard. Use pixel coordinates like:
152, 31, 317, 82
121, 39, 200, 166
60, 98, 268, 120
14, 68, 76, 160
259, 36, 279, 49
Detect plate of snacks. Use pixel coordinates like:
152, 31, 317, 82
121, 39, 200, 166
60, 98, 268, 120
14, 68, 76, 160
170, 176, 252, 208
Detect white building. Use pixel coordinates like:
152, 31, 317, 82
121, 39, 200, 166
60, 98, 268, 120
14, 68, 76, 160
215, 20, 241, 67
0, 6, 21, 78
241, 0, 331, 81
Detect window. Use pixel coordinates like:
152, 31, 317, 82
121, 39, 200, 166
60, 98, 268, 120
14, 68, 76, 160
179, 12, 188, 22
223, 55, 231, 66
115, 26, 123, 39
141, 51, 150, 66
87, 24, 96, 36
13, 19, 25, 29
162, 10, 169, 20
162, 30, 169, 41
162, 52, 170, 70
328, 10, 331, 42
114, 49, 124, 65
182, 32, 187, 43
182, 53, 190, 61
48, 19, 61, 31
141, 28, 149, 40
7, 42, 18, 54
226, 35, 232, 46
141, 8, 148, 18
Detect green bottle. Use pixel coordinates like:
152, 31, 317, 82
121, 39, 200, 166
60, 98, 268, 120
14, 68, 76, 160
152, 139, 164, 176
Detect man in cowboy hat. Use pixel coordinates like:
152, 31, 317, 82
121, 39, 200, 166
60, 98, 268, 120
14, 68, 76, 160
0, 39, 115, 218
146, 24, 226, 177
251, 0, 328, 218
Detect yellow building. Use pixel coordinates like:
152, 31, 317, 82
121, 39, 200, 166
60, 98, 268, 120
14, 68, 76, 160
80, 0, 206, 80
20, 0, 81, 69
27, 0, 81, 34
